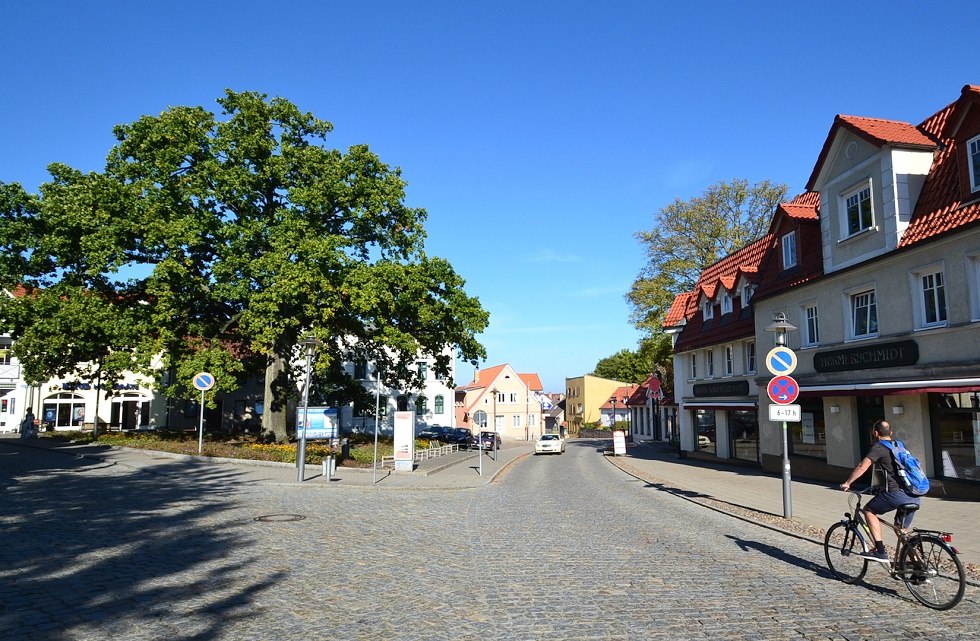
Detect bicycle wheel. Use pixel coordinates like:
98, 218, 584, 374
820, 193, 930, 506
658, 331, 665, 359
824, 522, 869, 584
898, 534, 966, 610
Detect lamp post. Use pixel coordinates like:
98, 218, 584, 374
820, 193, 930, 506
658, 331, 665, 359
765, 312, 798, 519
490, 387, 499, 461
610, 397, 617, 430
297, 335, 322, 483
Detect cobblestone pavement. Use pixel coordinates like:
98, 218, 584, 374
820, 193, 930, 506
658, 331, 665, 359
1, 439, 977, 640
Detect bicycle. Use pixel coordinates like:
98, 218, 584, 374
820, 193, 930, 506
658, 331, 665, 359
824, 489, 966, 610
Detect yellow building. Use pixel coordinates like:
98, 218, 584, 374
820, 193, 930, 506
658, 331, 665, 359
564, 375, 627, 436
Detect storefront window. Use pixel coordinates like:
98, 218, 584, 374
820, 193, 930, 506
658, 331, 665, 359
791, 398, 826, 459
730, 410, 758, 462
695, 409, 716, 454
42, 393, 86, 429
932, 393, 979, 482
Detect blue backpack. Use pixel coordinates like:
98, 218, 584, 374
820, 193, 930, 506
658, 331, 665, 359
880, 439, 930, 496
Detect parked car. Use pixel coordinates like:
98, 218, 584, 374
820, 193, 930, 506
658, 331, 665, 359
418, 425, 448, 441
472, 430, 501, 450
442, 428, 473, 447
534, 433, 565, 455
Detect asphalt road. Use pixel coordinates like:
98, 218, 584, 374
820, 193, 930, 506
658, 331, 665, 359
1, 439, 977, 640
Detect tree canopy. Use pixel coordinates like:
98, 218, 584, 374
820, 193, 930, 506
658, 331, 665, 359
628, 178, 787, 335
0, 90, 488, 442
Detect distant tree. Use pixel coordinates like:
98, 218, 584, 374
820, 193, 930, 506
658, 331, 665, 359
628, 178, 788, 335
0, 90, 488, 442
592, 348, 652, 384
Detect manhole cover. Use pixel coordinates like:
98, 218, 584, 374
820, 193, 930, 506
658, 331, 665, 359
253, 514, 306, 523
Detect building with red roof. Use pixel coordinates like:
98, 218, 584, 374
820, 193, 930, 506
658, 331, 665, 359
455, 363, 546, 441
666, 85, 980, 498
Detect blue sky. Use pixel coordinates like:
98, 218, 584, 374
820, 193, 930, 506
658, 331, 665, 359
2, 1, 978, 392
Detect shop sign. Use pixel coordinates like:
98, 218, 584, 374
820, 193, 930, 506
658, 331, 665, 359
813, 340, 919, 373
693, 380, 750, 397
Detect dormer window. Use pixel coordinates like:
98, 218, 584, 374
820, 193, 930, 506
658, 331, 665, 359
741, 284, 755, 307
702, 301, 714, 320
969, 135, 980, 193
781, 230, 798, 269
845, 184, 873, 236
722, 292, 732, 314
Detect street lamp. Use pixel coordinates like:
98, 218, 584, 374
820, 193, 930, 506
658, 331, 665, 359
610, 397, 617, 430
765, 311, 798, 519
490, 387, 499, 461
297, 335, 322, 483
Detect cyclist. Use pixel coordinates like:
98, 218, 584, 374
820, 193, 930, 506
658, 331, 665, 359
839, 419, 920, 562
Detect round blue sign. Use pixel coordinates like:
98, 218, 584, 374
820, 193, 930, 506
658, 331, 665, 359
193, 372, 215, 391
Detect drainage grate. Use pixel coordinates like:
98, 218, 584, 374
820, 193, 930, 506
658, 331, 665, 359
253, 514, 306, 522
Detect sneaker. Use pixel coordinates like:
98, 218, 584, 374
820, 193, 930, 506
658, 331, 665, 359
858, 549, 890, 562
909, 574, 932, 586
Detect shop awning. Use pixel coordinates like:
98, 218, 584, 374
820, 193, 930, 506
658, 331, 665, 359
799, 378, 980, 396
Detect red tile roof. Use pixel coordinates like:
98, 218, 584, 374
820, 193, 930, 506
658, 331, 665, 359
899, 85, 980, 247
806, 115, 938, 191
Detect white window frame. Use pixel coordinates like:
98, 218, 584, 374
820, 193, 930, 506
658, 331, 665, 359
781, 230, 798, 269
967, 252, 980, 322
847, 286, 879, 340
512, 414, 521, 428
803, 303, 820, 347
969, 134, 980, 193
722, 292, 733, 315
706, 350, 715, 379
843, 183, 874, 237
741, 284, 755, 308
703, 299, 714, 320
745, 340, 756, 374
509, 392, 518, 403
724, 345, 734, 376
689, 353, 698, 380
911, 262, 948, 329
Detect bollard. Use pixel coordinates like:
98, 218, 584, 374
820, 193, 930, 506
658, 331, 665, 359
323, 455, 336, 481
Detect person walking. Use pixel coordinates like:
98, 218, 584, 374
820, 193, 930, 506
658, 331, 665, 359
839, 419, 920, 561
19, 410, 36, 439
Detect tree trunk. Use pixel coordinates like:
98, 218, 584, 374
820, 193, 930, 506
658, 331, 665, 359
263, 350, 290, 443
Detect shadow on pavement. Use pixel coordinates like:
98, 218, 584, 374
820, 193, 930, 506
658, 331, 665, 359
0, 442, 286, 640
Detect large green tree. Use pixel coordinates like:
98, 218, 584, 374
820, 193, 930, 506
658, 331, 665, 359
628, 178, 787, 335
0, 90, 488, 442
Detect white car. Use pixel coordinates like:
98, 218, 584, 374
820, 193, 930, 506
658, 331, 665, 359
534, 433, 565, 455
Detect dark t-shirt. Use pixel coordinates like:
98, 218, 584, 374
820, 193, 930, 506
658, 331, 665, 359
866, 440, 900, 492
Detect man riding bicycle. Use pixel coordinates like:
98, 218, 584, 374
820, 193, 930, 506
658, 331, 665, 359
839, 419, 920, 562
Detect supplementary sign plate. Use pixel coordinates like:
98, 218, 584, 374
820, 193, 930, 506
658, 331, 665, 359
769, 404, 801, 422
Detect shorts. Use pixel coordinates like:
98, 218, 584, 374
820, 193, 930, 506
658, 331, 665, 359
866, 490, 920, 528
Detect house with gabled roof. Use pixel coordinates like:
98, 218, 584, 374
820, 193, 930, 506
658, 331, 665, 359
750, 85, 980, 498
456, 363, 545, 441
664, 232, 772, 460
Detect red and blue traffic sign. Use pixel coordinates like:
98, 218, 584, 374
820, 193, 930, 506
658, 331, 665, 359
193, 372, 215, 391
767, 375, 799, 405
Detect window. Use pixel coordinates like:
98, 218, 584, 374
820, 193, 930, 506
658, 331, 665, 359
850, 289, 878, 338
722, 292, 733, 314
781, 230, 797, 269
689, 353, 698, 380
509, 393, 518, 403
803, 304, 820, 347
724, 345, 734, 376
845, 185, 873, 236
416, 396, 427, 414
745, 341, 756, 374
0, 339, 11, 365
919, 268, 948, 327
742, 284, 755, 307
703, 300, 714, 320
969, 135, 980, 193
497, 391, 506, 403
434, 395, 445, 415
706, 350, 715, 378
512, 415, 521, 427
969, 254, 980, 321
353, 360, 367, 380
417, 362, 428, 379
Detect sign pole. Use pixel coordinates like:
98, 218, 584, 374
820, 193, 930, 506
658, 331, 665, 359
198, 388, 205, 455
764, 313, 798, 520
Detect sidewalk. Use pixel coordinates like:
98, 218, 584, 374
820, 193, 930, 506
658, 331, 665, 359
606, 440, 980, 574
